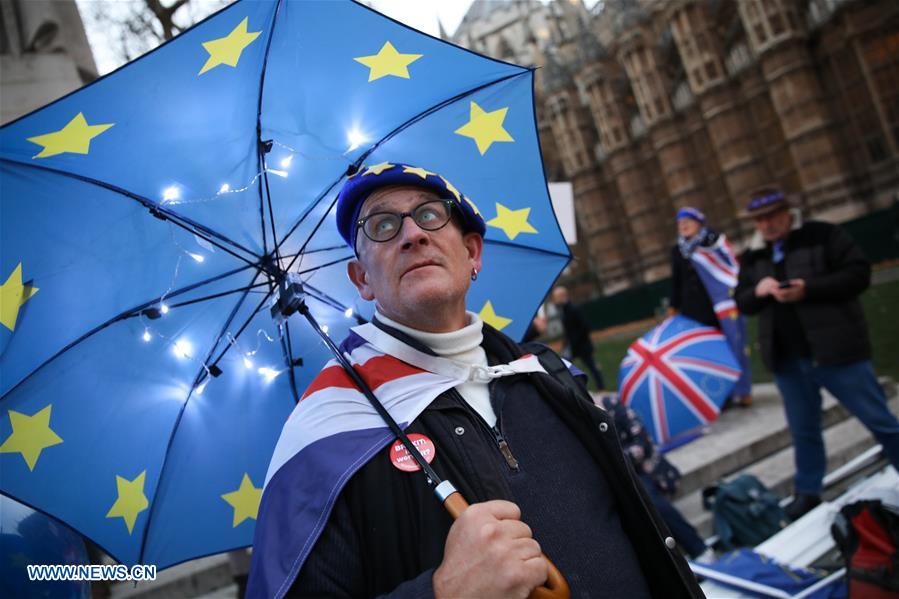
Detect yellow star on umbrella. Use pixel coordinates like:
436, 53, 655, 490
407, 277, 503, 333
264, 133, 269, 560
1, 263, 39, 332
487, 203, 538, 241
354, 41, 422, 82
198, 17, 261, 75
363, 162, 395, 176
106, 471, 149, 534
479, 301, 512, 331
402, 165, 435, 180
221, 473, 262, 527
26, 113, 113, 159
0, 405, 63, 471
454, 101, 514, 155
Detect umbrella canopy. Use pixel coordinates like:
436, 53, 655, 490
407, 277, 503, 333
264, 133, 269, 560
617, 315, 741, 446
0, 0, 570, 570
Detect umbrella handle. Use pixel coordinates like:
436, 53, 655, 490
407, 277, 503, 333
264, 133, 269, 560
442, 491, 570, 599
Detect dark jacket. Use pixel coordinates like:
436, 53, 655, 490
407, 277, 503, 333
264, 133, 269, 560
289, 324, 702, 598
670, 233, 719, 328
734, 218, 871, 370
558, 301, 594, 357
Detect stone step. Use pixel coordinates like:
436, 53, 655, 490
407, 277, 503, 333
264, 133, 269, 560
665, 384, 850, 501
674, 393, 899, 538
109, 553, 232, 599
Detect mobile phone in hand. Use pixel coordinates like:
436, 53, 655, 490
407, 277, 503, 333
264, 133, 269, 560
778, 281, 793, 289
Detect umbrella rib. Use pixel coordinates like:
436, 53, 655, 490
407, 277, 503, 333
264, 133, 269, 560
166, 280, 271, 309
254, 0, 285, 262
137, 268, 265, 564
0, 262, 256, 400
280, 322, 302, 404
207, 288, 277, 373
356, 70, 529, 166
0, 158, 263, 267
296, 254, 353, 276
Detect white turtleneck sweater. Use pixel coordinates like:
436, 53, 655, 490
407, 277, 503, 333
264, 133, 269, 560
375, 310, 497, 427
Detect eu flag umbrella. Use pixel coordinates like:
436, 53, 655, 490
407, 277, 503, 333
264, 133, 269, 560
617, 315, 741, 446
0, 0, 570, 570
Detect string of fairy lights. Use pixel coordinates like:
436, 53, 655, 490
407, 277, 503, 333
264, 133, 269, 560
138, 129, 368, 396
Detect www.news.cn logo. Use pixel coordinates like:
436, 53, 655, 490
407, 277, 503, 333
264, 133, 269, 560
27, 564, 157, 582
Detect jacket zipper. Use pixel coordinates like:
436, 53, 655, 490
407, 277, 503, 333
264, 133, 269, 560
448, 389, 520, 471
490, 426, 519, 471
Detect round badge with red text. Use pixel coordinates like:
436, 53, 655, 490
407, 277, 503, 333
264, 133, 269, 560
389, 434, 436, 472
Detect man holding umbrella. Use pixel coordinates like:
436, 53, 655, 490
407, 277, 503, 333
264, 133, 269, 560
248, 164, 701, 598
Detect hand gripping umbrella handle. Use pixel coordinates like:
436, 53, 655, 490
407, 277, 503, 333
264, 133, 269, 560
436, 483, 570, 599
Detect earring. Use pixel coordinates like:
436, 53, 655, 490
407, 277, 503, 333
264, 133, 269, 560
471, 268, 478, 281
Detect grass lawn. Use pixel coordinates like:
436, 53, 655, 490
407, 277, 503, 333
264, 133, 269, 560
572, 278, 899, 393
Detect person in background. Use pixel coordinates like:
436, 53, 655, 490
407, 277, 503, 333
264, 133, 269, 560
551, 285, 605, 390
734, 187, 899, 520
670, 207, 752, 407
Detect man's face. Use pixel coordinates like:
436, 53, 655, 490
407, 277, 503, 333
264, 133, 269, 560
551, 286, 568, 305
346, 186, 482, 331
753, 207, 792, 242
677, 217, 701, 239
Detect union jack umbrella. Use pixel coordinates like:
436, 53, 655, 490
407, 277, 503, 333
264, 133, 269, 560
618, 315, 742, 446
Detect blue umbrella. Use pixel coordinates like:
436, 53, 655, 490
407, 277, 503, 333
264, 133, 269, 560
0, 0, 570, 570
617, 315, 741, 446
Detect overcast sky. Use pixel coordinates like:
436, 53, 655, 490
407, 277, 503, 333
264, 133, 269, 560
77, 0, 477, 75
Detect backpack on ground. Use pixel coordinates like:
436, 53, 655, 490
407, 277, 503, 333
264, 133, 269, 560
702, 474, 788, 550
831, 499, 899, 597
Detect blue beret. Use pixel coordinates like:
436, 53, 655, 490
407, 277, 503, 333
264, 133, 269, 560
676, 207, 706, 224
335, 162, 486, 248
739, 188, 792, 218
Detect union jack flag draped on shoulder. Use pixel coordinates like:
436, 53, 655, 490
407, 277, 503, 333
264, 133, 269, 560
689, 234, 752, 396
248, 322, 548, 598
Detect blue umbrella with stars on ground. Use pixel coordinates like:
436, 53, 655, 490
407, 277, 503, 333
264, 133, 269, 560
0, 0, 570, 571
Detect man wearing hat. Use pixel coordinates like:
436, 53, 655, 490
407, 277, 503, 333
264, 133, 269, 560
248, 163, 702, 598
734, 188, 899, 520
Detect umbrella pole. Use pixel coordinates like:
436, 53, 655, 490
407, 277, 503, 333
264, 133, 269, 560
273, 277, 568, 598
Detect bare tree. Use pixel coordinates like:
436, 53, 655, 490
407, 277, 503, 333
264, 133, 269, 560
80, 0, 230, 69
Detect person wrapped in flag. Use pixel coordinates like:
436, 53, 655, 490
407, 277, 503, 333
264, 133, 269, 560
669, 206, 752, 407
247, 164, 703, 598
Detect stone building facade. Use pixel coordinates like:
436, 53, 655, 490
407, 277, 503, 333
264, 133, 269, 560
453, 0, 899, 301
0, 0, 97, 125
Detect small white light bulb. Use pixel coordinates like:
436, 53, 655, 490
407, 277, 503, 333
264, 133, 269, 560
219, 183, 231, 193
280, 155, 293, 168
321, 325, 329, 334
243, 356, 254, 369
344, 308, 353, 318
188, 252, 205, 263
268, 169, 288, 178
173, 339, 192, 359
195, 379, 209, 395
142, 329, 152, 342
258, 367, 280, 382
162, 186, 180, 202
160, 303, 170, 314
347, 128, 367, 152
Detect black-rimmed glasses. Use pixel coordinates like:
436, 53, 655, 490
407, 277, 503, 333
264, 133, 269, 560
355, 199, 455, 243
